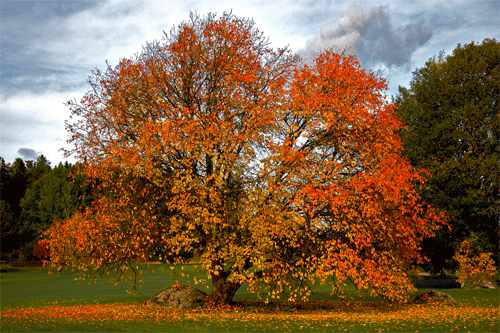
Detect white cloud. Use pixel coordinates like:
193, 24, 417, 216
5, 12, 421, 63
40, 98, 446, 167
1, 0, 498, 165
1, 0, 305, 165
1, 90, 81, 164
25, 2, 147, 72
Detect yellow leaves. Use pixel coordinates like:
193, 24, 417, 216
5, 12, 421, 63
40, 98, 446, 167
454, 239, 497, 284
49, 12, 448, 305
3, 298, 499, 332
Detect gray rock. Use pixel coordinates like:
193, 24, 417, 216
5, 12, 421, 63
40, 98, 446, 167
461, 272, 499, 290
149, 285, 207, 309
411, 290, 460, 307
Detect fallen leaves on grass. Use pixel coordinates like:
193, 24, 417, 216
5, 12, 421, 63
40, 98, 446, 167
2, 301, 498, 332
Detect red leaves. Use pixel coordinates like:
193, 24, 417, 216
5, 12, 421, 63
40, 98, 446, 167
33, 240, 50, 261
2, 300, 498, 332
263, 49, 448, 302
50, 12, 446, 304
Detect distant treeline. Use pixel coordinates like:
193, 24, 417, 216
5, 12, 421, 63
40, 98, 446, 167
0, 155, 92, 260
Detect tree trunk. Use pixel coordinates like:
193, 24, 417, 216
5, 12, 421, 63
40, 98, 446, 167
210, 270, 241, 304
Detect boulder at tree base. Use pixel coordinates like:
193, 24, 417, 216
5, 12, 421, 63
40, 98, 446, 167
411, 290, 460, 307
461, 272, 499, 290
149, 285, 207, 309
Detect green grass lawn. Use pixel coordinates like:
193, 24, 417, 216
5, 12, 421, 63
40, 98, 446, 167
0, 263, 377, 307
1, 263, 498, 332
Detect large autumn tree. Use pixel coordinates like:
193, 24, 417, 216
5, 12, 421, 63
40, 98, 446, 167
394, 39, 499, 273
45, 12, 444, 304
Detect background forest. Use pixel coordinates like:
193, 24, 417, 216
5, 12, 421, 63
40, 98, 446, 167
0, 155, 91, 261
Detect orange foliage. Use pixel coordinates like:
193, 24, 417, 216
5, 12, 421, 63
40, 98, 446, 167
454, 239, 497, 284
33, 239, 50, 261
45, 12, 445, 303
2, 301, 498, 332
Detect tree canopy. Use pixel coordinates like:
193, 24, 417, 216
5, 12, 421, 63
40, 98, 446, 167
45, 12, 445, 304
394, 38, 500, 273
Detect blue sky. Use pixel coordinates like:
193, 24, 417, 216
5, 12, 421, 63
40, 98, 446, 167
1, 0, 498, 164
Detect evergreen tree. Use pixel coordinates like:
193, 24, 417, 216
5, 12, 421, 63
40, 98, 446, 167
26, 155, 52, 187
0, 155, 90, 258
19, 162, 89, 258
8, 158, 28, 219
0, 157, 28, 253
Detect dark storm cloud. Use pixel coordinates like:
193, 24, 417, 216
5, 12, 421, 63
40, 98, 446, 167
17, 148, 39, 160
299, 5, 432, 68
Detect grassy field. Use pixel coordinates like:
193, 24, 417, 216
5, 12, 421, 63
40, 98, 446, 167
1, 263, 498, 332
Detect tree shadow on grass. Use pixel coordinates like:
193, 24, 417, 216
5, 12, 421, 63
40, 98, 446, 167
414, 277, 461, 289
0, 265, 19, 273
229, 299, 394, 312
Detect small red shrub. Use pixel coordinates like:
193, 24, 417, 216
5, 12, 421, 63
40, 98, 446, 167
33, 240, 50, 261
